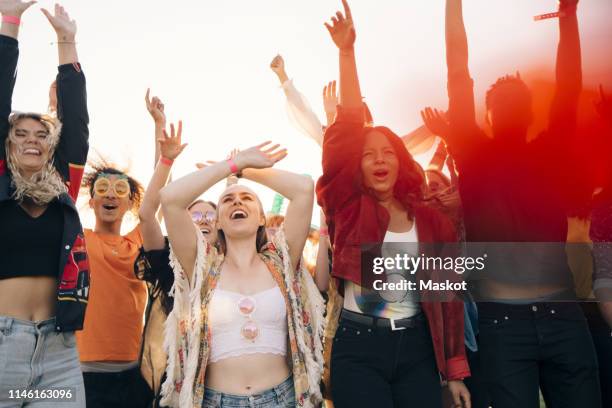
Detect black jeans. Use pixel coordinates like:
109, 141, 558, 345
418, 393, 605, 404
463, 347, 491, 408
588, 323, 612, 408
83, 366, 154, 408
330, 313, 442, 408
478, 302, 601, 408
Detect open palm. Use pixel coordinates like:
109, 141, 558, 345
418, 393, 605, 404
158, 121, 187, 161
41, 3, 76, 40
421, 107, 450, 139
324, 0, 356, 50
236, 142, 287, 170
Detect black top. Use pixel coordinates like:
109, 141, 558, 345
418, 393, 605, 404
135, 239, 174, 315
0, 200, 63, 279
135, 240, 174, 405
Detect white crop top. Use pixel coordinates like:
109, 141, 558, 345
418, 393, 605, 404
208, 286, 288, 364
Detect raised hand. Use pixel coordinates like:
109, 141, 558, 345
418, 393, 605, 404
145, 89, 166, 126
195, 148, 240, 170
324, 0, 356, 51
41, 3, 76, 41
594, 85, 612, 126
196, 144, 284, 171
234, 142, 287, 171
270, 54, 289, 84
420, 107, 450, 139
270, 55, 286, 76
323, 80, 338, 123
158, 121, 187, 161
0, 0, 36, 17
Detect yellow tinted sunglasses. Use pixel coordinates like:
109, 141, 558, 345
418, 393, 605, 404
93, 175, 131, 198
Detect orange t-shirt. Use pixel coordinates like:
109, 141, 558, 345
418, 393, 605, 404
76, 226, 146, 362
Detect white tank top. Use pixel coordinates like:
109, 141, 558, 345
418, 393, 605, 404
344, 225, 422, 319
208, 286, 288, 363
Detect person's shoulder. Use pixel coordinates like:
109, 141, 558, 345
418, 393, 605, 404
450, 125, 489, 143
446, 125, 490, 158
124, 223, 143, 244
83, 229, 101, 248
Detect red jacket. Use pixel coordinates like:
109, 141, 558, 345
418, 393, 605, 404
316, 105, 470, 381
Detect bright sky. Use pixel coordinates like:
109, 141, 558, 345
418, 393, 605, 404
10, 0, 612, 232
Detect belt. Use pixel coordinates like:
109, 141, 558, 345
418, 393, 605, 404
340, 309, 424, 331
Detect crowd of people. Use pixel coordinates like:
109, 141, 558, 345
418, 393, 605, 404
0, 0, 610, 407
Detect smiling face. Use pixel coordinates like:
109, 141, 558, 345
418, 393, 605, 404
361, 130, 399, 199
89, 174, 133, 225
8, 118, 53, 177
189, 201, 218, 244
216, 185, 265, 239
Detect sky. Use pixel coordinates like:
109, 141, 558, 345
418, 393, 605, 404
10, 0, 612, 232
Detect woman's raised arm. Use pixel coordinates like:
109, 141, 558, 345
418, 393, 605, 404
160, 142, 286, 280
325, 0, 361, 110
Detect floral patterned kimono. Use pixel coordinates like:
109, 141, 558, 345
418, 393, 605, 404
160, 229, 325, 408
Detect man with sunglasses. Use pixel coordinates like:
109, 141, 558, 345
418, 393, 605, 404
74, 165, 153, 408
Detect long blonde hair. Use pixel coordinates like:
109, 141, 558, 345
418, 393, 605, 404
5, 112, 67, 205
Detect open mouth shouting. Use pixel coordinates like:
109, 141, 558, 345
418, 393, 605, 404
102, 203, 118, 211
229, 209, 248, 220
373, 169, 389, 181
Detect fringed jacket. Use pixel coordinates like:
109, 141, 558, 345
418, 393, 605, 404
160, 229, 325, 408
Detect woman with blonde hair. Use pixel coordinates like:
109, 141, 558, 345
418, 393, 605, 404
0, 2, 89, 406
159, 142, 325, 407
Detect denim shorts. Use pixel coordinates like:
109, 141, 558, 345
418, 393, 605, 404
0, 316, 85, 407
202, 376, 295, 408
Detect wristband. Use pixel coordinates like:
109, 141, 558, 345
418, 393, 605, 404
160, 156, 174, 166
319, 228, 329, 237
533, 11, 564, 21
2, 15, 21, 25
227, 158, 239, 174
534, 5, 576, 21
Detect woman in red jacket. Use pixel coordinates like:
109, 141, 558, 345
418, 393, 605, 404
316, 2, 470, 407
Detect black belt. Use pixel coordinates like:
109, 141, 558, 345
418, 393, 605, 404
340, 309, 424, 331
